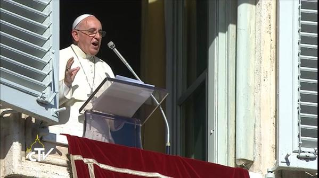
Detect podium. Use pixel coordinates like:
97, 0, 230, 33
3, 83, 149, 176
79, 76, 168, 148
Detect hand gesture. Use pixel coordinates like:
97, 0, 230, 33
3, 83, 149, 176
64, 57, 80, 87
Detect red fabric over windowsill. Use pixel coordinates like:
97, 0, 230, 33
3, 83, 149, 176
64, 134, 250, 178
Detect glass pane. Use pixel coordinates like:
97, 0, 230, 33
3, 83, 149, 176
183, 0, 208, 89
181, 82, 206, 161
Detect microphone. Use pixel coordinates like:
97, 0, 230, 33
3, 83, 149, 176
108, 41, 170, 154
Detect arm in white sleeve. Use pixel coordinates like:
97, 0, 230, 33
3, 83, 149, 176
59, 80, 73, 106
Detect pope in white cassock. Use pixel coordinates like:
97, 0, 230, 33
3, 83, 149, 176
48, 14, 117, 144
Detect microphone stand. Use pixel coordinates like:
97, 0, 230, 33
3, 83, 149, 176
108, 41, 170, 154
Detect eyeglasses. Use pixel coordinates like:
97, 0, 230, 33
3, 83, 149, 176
75, 29, 106, 37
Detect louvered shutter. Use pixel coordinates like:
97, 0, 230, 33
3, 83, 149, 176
0, 0, 60, 123
299, 0, 317, 154
278, 0, 317, 170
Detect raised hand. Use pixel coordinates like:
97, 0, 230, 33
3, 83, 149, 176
64, 57, 80, 87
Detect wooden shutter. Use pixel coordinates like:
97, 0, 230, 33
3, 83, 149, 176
278, 0, 317, 170
0, 0, 60, 123
298, 0, 317, 157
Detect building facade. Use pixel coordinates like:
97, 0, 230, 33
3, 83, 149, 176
0, 0, 317, 177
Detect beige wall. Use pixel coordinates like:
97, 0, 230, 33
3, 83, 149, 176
249, 0, 277, 175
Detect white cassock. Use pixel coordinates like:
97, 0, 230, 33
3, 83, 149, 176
47, 44, 117, 144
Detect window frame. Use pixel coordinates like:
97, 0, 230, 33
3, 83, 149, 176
165, 0, 237, 166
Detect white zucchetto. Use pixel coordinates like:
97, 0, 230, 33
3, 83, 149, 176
72, 14, 93, 29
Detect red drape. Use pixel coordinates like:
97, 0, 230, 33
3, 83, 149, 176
64, 134, 250, 178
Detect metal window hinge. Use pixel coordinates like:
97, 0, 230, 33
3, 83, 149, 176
37, 92, 57, 105
280, 153, 291, 166
297, 152, 317, 160
54, 107, 66, 115
294, 148, 318, 160
297, 148, 317, 159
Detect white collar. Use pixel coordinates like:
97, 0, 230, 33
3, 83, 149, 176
71, 44, 95, 60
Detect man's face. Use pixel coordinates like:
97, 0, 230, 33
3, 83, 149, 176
72, 16, 103, 56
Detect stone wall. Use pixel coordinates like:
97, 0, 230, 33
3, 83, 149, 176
0, 110, 70, 178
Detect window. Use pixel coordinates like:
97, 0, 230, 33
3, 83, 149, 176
166, 0, 237, 165
165, 0, 208, 161
179, 0, 208, 161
